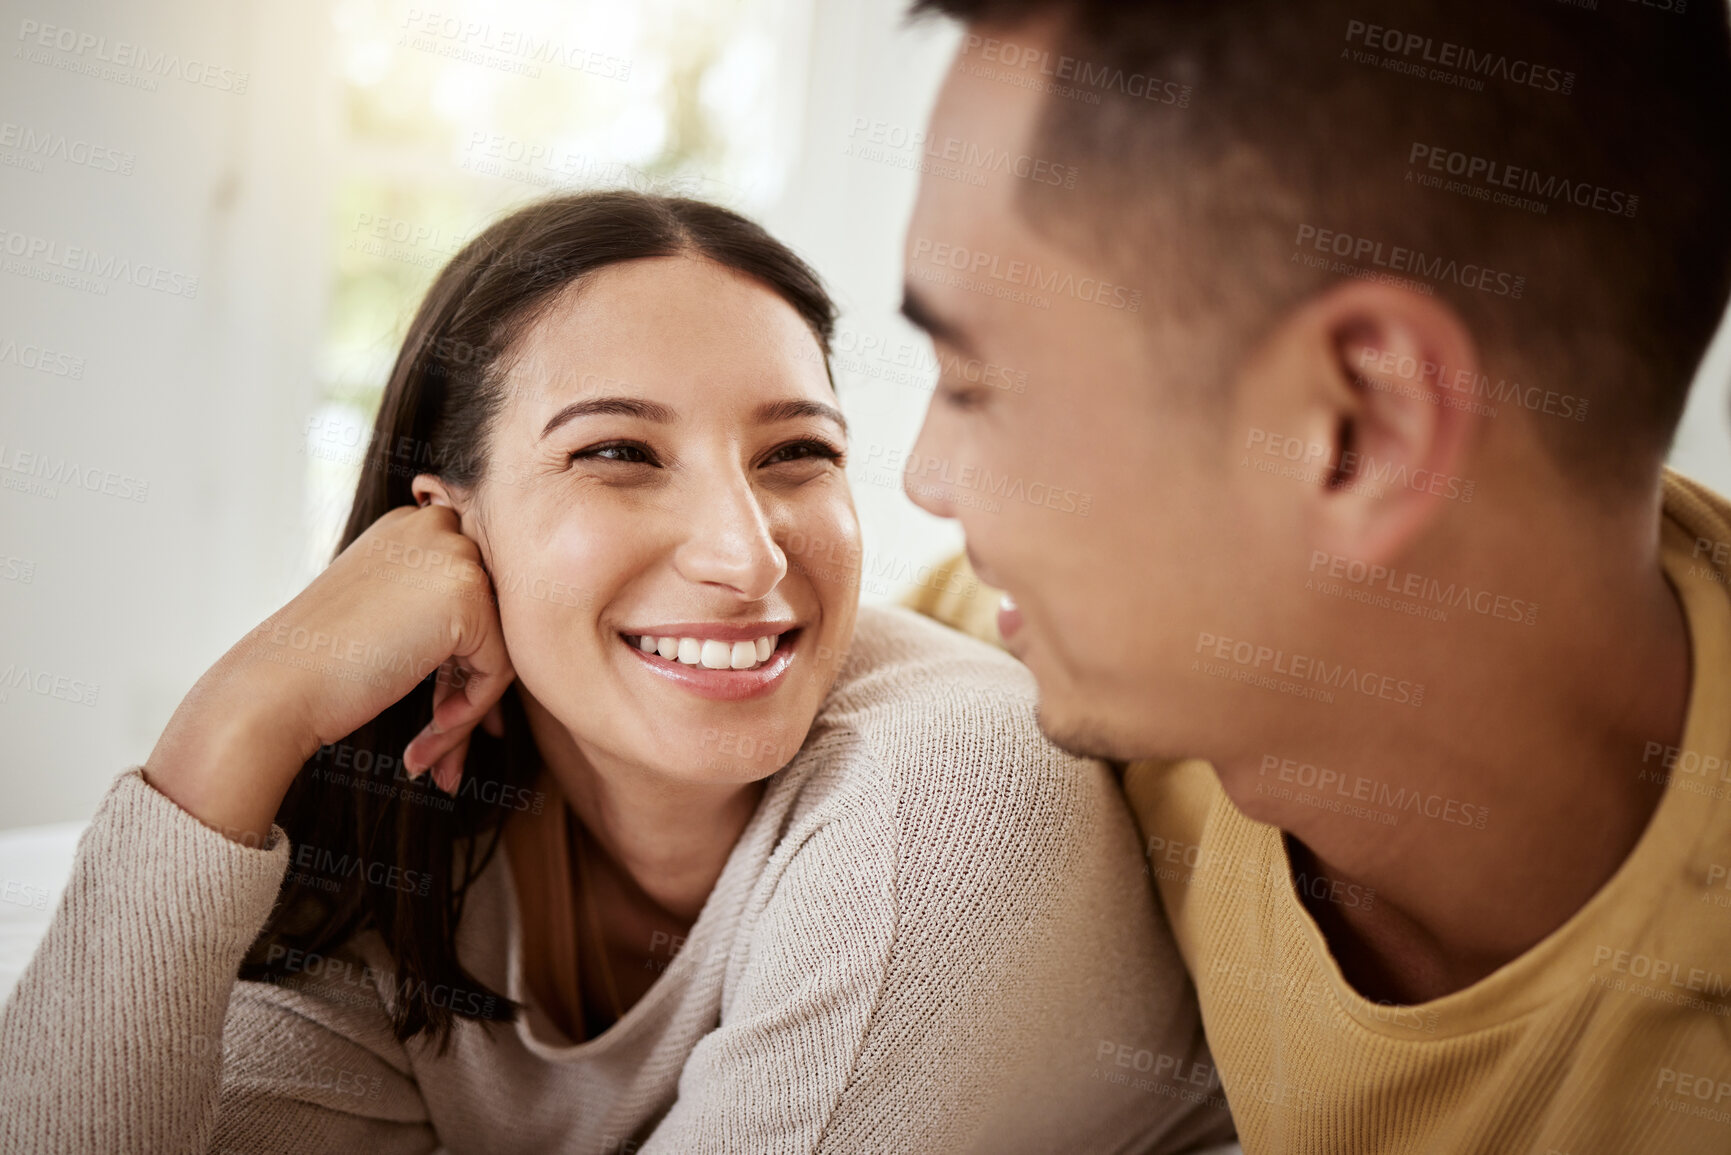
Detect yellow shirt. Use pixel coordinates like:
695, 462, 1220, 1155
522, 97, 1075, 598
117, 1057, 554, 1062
1124, 470, 1731, 1154
904, 470, 1731, 1154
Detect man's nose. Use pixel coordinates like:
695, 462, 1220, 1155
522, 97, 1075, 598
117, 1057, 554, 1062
902, 419, 957, 520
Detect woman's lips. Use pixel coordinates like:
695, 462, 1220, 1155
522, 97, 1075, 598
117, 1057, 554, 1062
620, 628, 800, 702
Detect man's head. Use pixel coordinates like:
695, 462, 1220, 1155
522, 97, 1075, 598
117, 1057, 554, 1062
900, 0, 1731, 762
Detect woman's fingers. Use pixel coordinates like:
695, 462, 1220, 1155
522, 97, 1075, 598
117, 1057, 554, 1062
429, 740, 468, 797
403, 585, 515, 792
404, 659, 463, 779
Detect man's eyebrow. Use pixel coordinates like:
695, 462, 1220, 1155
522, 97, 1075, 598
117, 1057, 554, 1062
755, 398, 849, 438
539, 396, 677, 440
899, 284, 977, 357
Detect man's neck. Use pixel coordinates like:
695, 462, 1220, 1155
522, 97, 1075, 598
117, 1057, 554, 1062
1214, 504, 1692, 1003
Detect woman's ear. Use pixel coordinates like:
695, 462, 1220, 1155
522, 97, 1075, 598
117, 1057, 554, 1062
410, 473, 461, 511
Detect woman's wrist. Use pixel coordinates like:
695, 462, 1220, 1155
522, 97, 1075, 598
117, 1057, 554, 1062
144, 658, 319, 846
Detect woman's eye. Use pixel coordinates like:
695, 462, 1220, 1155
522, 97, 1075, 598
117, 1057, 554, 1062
571, 441, 656, 466
763, 439, 844, 467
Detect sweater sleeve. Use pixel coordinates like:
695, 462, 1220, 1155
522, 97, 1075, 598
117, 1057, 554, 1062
0, 768, 437, 1155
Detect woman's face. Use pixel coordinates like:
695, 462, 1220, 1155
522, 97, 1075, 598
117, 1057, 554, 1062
463, 255, 861, 786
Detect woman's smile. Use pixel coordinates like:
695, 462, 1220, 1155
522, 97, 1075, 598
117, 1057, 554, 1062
619, 624, 805, 702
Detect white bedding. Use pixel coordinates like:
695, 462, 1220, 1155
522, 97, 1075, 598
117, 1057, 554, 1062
0, 821, 84, 1008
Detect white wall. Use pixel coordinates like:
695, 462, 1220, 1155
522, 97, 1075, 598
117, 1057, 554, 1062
761, 2, 967, 604
1, 1, 334, 828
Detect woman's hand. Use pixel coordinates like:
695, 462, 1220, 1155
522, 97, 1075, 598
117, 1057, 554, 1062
144, 500, 514, 844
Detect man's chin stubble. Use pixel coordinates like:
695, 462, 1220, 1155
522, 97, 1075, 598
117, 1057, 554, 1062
1033, 701, 1156, 764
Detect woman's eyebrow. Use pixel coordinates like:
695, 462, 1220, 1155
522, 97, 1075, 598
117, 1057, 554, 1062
538, 395, 849, 440
755, 398, 849, 437
539, 396, 677, 440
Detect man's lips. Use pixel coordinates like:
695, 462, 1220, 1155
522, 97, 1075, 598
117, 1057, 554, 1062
965, 548, 1023, 643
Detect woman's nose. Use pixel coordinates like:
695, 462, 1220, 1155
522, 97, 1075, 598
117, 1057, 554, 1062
672, 476, 788, 601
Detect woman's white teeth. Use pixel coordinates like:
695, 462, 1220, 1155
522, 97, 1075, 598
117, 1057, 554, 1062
635, 633, 781, 670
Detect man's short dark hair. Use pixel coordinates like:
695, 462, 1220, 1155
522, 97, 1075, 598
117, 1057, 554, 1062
914, 0, 1731, 491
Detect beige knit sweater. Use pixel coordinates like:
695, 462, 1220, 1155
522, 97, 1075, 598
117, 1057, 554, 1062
0, 605, 1233, 1154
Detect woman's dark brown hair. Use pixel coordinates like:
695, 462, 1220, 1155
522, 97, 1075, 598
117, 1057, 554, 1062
237, 190, 838, 1050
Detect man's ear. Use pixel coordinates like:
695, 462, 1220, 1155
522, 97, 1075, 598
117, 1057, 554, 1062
1271, 281, 1483, 566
